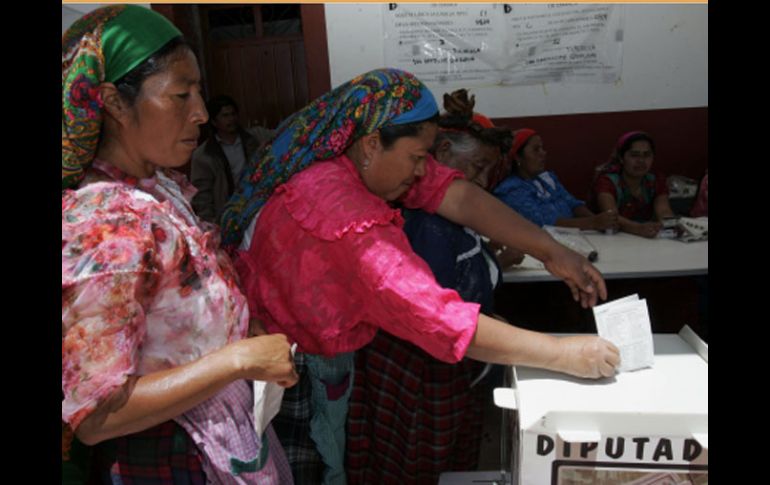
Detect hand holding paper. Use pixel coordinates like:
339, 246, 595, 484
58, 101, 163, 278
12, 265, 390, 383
253, 343, 297, 436
554, 336, 621, 378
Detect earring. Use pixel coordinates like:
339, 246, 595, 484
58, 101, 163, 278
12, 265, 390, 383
363, 159, 370, 170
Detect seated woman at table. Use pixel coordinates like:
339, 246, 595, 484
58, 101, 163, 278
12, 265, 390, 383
494, 129, 619, 231
346, 90, 520, 484
590, 131, 676, 238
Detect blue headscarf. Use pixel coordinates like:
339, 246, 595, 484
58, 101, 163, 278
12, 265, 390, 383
220, 67, 438, 246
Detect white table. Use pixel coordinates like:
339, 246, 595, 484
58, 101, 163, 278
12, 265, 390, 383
502, 231, 708, 283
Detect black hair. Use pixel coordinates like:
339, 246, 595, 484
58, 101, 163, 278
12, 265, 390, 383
206, 95, 239, 120
113, 36, 191, 106
379, 112, 440, 150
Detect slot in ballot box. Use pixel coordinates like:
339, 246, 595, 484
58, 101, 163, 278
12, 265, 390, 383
493, 326, 708, 485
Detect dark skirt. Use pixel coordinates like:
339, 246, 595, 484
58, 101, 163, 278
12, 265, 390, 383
346, 331, 485, 485
91, 420, 206, 484
270, 352, 324, 484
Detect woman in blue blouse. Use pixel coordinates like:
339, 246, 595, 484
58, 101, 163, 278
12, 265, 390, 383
494, 128, 619, 231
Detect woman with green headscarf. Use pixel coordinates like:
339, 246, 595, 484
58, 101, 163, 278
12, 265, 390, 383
62, 6, 298, 483
222, 68, 620, 484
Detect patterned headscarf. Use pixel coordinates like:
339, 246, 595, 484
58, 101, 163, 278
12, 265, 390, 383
62, 5, 182, 190
220, 68, 439, 246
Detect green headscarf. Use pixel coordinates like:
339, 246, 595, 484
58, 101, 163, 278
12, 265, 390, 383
61, 5, 182, 190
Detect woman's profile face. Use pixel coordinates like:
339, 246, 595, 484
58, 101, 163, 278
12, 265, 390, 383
123, 48, 208, 169
621, 140, 654, 179
362, 122, 439, 201
516, 135, 546, 179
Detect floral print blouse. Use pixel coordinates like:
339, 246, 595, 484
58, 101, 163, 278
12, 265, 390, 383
62, 160, 249, 429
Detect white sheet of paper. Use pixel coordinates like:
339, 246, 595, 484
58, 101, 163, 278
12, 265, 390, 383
253, 343, 297, 436
593, 294, 654, 372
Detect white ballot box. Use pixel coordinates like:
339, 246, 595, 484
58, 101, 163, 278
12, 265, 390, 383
494, 326, 708, 485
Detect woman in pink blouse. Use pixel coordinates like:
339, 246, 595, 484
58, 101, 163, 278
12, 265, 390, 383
62, 6, 297, 483
221, 68, 621, 484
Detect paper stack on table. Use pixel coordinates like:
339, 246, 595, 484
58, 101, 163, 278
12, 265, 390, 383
592, 294, 654, 372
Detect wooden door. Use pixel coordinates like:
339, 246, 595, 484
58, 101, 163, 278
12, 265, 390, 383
209, 36, 309, 128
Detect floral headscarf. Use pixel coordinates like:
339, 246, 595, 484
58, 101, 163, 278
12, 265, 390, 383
62, 5, 182, 190
220, 67, 439, 246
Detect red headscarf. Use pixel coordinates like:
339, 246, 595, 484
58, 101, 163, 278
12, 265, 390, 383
471, 112, 494, 128
509, 128, 537, 159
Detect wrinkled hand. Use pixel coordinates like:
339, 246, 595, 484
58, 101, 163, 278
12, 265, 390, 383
554, 336, 620, 378
543, 245, 607, 308
632, 221, 663, 239
226, 334, 299, 387
592, 210, 619, 231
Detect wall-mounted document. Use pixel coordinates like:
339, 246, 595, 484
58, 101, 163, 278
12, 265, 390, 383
383, 3, 624, 87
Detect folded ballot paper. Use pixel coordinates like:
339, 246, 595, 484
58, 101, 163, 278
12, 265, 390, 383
253, 343, 297, 436
592, 294, 655, 372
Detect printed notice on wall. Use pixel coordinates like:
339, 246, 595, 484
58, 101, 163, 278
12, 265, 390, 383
383, 3, 624, 87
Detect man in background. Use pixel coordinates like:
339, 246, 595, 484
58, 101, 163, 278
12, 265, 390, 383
191, 95, 273, 223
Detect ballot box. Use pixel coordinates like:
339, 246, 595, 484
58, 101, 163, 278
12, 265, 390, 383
493, 326, 708, 485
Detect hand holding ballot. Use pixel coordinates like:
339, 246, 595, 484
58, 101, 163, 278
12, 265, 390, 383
253, 343, 298, 436
553, 336, 621, 378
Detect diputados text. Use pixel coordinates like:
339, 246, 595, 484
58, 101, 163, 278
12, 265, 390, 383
536, 435, 704, 462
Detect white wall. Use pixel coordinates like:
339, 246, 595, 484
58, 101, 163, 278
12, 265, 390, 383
325, 4, 707, 118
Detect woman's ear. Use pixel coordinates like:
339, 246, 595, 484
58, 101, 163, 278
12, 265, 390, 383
359, 131, 382, 159
99, 83, 129, 123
